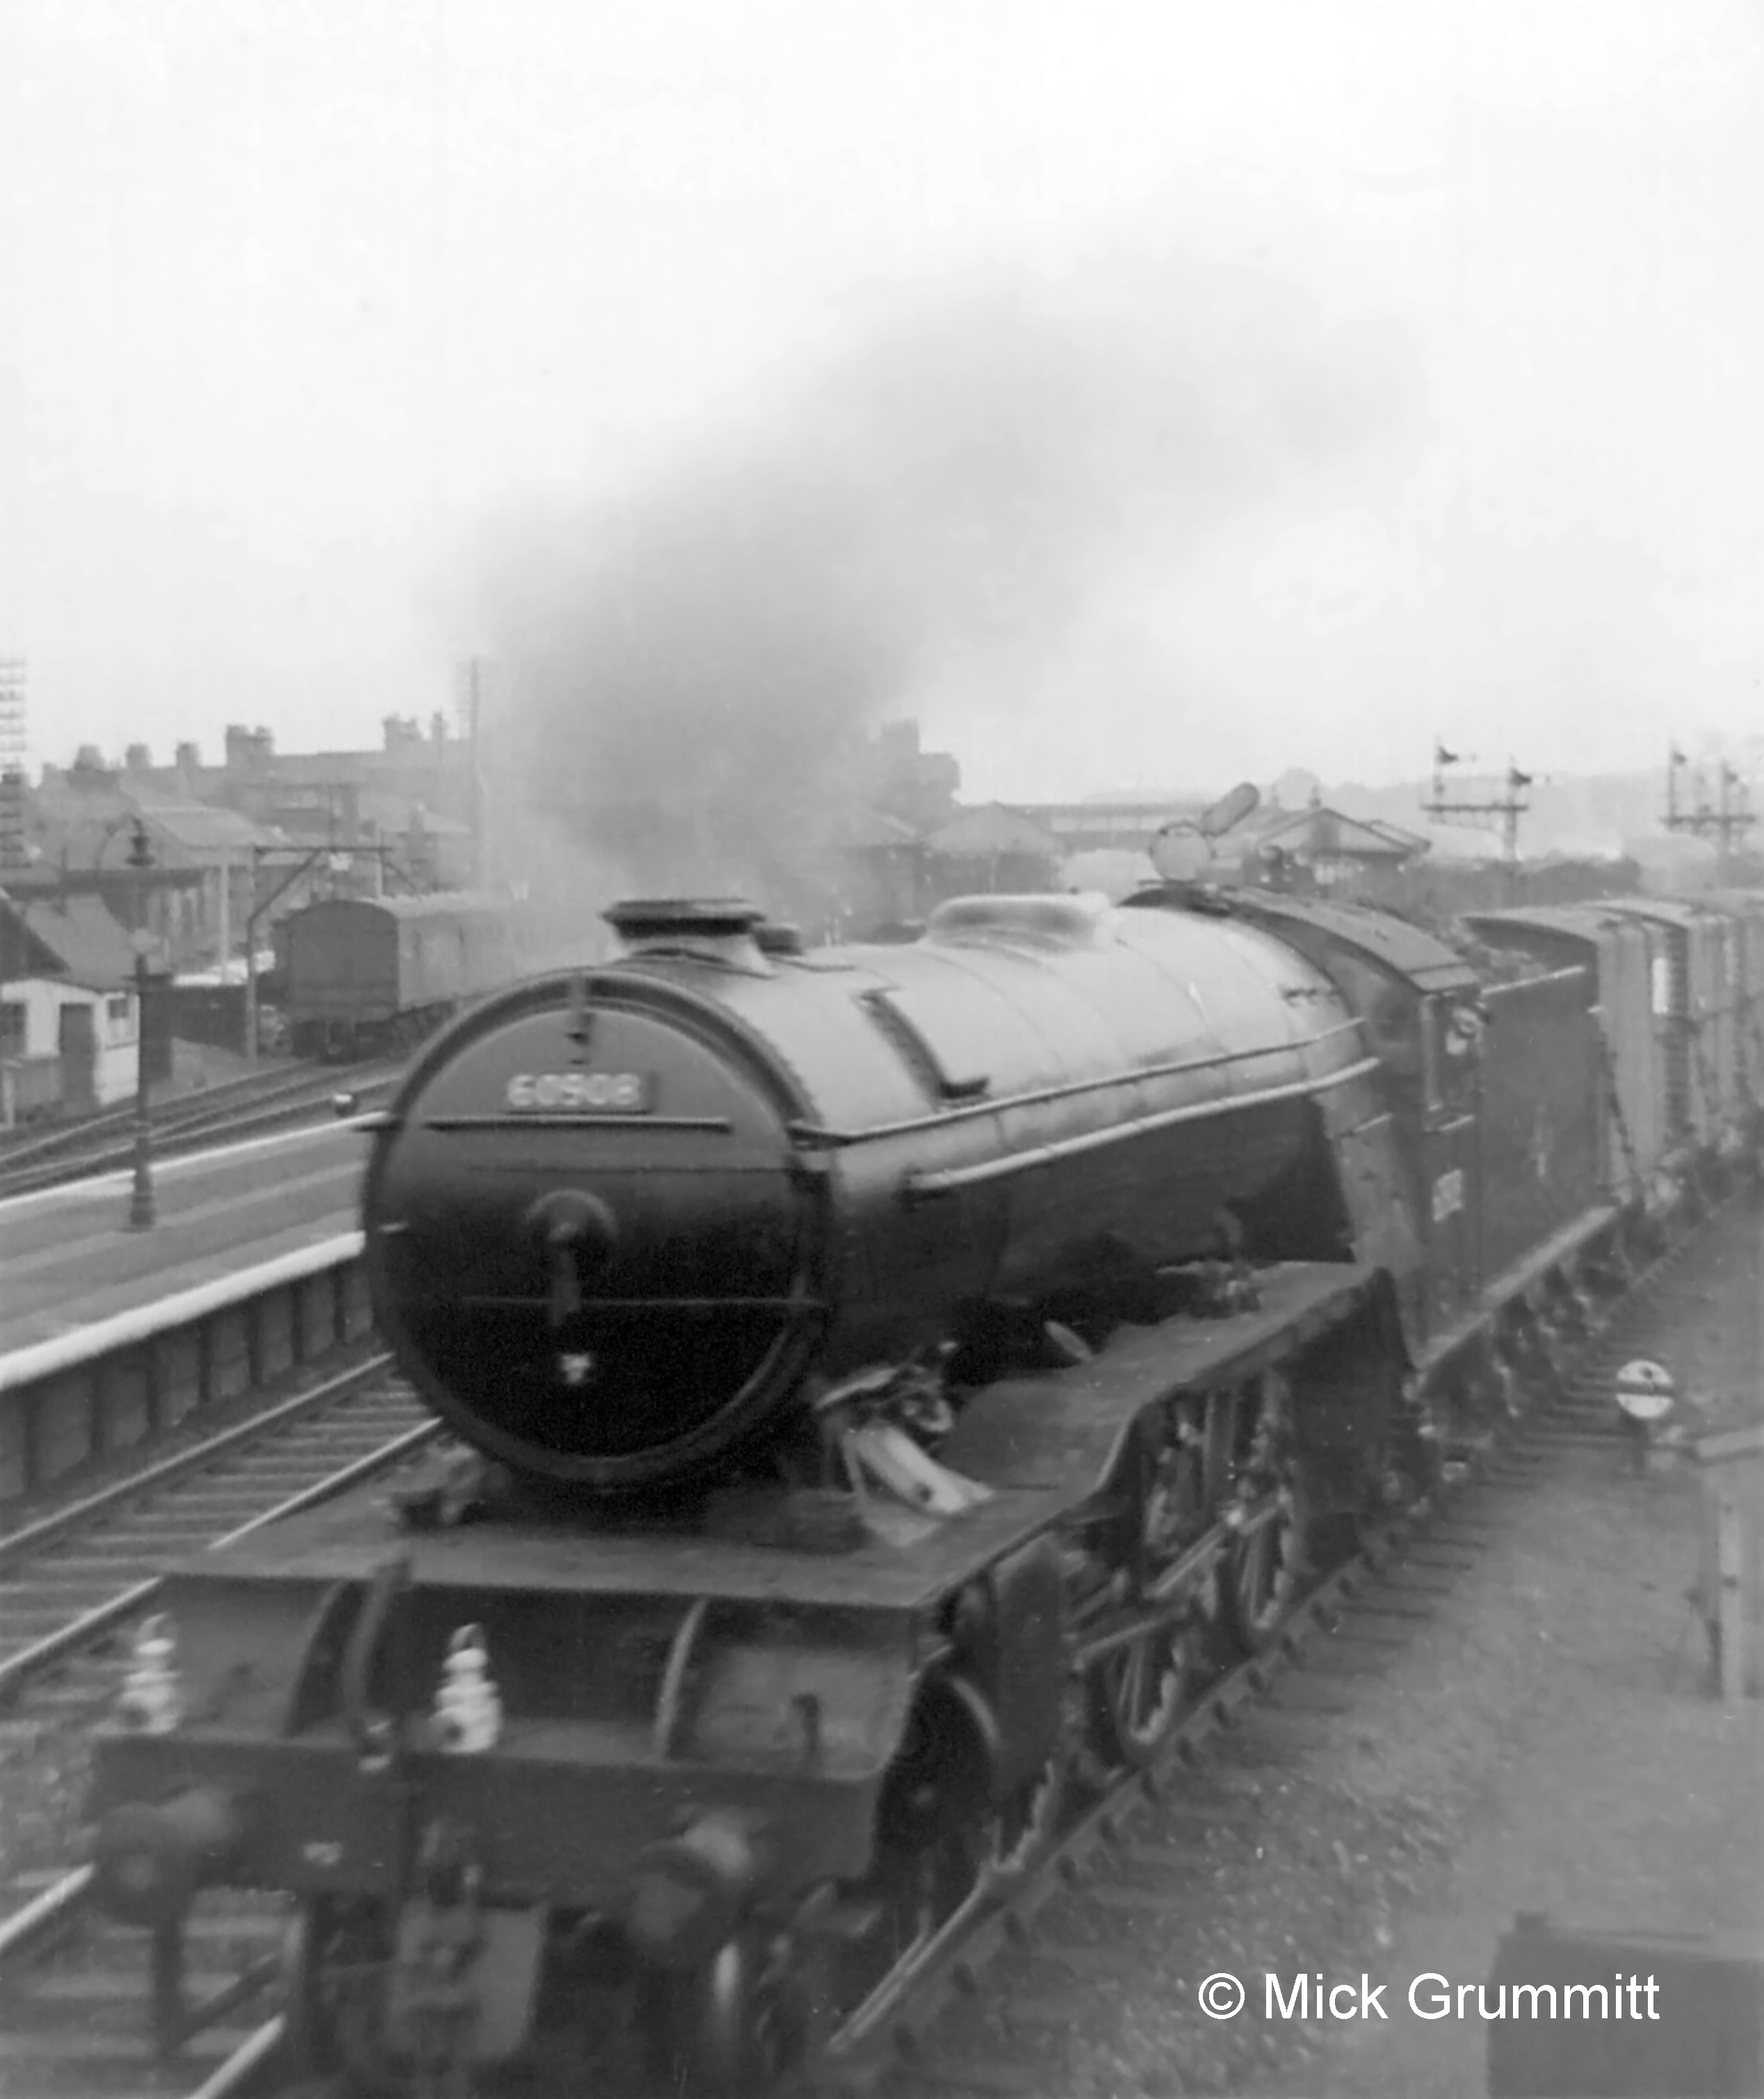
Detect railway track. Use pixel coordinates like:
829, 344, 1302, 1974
0, 1358, 437, 2098
0, 1063, 332, 1170
0, 1063, 400, 1205
0, 1201, 1749, 2099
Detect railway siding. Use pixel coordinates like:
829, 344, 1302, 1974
0, 1065, 398, 1203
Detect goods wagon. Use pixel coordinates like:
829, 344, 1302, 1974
1465, 908, 1669, 1198
282, 892, 517, 1060
1602, 899, 1745, 1152
1705, 890, 1764, 1113
1473, 965, 1603, 1285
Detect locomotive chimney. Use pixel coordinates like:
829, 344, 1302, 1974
604, 898, 776, 973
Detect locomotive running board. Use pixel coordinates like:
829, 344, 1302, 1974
941, 1257, 1383, 1493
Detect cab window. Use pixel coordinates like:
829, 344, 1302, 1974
1423, 996, 1480, 1113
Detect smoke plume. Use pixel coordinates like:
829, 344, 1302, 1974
474, 243, 1415, 922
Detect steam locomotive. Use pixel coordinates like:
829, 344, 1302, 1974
85, 880, 1763, 2093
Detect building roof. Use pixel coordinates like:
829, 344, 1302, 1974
257, 746, 471, 789
133, 798, 284, 855
1020, 799, 1210, 847
25, 779, 282, 867
354, 791, 474, 840
830, 805, 921, 851
921, 803, 1065, 860
243, 750, 394, 787
293, 888, 508, 924
1058, 848, 1160, 899
373, 888, 508, 921
7, 894, 138, 991
29, 776, 136, 830
1243, 805, 1426, 862
1359, 816, 1433, 854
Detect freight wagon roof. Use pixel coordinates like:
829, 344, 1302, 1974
1194, 890, 1481, 995
1463, 906, 1614, 949
1597, 896, 1716, 932
1701, 888, 1764, 921
320, 889, 508, 922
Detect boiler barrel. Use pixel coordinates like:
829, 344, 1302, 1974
362, 894, 1370, 1490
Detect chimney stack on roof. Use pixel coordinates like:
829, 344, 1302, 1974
223, 725, 275, 773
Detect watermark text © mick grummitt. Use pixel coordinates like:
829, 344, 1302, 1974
1195, 1972, 1663, 2022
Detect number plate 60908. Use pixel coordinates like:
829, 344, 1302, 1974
505, 1070, 652, 1112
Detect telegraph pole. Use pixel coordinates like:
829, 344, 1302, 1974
1422, 743, 1534, 901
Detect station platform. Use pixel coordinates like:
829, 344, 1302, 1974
0, 1120, 369, 1356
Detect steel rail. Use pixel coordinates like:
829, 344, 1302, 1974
0, 1074, 395, 1202
0, 1351, 395, 1570
0, 1061, 335, 1155
0, 1402, 442, 1981
185, 2013, 286, 2099
0, 1400, 434, 1705
0, 1866, 93, 1965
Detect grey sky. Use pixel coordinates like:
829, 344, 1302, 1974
5, 0, 1761, 800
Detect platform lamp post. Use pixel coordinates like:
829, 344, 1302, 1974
126, 819, 156, 1230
